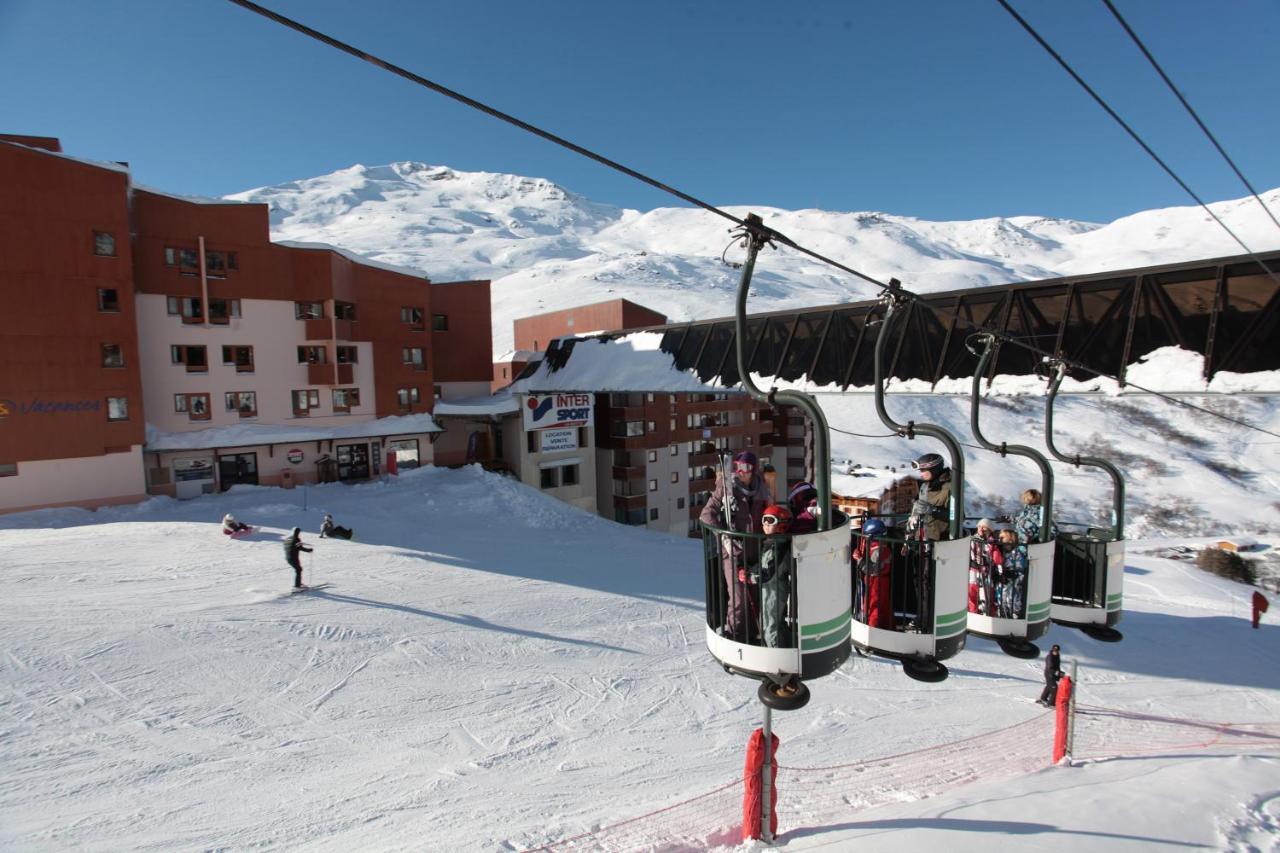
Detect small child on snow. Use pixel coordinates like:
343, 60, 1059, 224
319, 513, 353, 540
222, 513, 251, 535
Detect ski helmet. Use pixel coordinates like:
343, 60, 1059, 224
862, 518, 886, 536
761, 504, 792, 528
787, 481, 817, 511
913, 452, 945, 473
292, 526, 301, 535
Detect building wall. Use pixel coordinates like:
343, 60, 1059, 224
431, 280, 493, 382
136, 296, 377, 431
513, 298, 666, 353
0, 141, 145, 474
0, 448, 145, 514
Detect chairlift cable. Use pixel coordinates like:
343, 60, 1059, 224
1099, 0, 1280, 236
995, 0, 1280, 289
227, 0, 1280, 440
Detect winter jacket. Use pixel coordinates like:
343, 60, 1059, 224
1013, 504, 1059, 545
968, 532, 1003, 614
1044, 648, 1062, 685
699, 474, 773, 536
909, 470, 953, 541
283, 533, 313, 568
789, 507, 819, 535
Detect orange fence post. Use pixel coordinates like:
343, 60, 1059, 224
1052, 675, 1073, 763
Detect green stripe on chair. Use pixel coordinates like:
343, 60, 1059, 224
801, 609, 852, 637
802, 623, 851, 651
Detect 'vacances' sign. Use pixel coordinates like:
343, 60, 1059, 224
0, 398, 103, 418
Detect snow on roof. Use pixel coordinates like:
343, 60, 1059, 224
133, 184, 252, 206
830, 467, 901, 499
433, 392, 520, 418
277, 241, 429, 279
0, 137, 131, 175
494, 350, 540, 362
508, 332, 724, 394
145, 414, 441, 452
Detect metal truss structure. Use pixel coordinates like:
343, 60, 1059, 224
648, 251, 1280, 388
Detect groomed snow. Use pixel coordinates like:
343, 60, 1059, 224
2, 465, 1277, 849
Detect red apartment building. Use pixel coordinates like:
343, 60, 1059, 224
0, 136, 493, 513
513, 298, 667, 353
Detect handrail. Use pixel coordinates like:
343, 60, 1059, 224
968, 334, 1055, 543
873, 295, 965, 539
1045, 362, 1126, 539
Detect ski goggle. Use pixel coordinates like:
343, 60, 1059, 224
732, 461, 755, 474
761, 514, 789, 526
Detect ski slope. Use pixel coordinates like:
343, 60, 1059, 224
1, 465, 1278, 850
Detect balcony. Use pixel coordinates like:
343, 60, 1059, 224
302, 317, 354, 341
612, 465, 645, 480
307, 362, 354, 386
608, 405, 646, 420
689, 451, 720, 467
688, 476, 715, 492
612, 494, 647, 511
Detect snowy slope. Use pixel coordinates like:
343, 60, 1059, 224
2, 466, 1278, 850
226, 164, 1280, 355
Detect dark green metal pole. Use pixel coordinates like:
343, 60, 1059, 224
732, 214, 833, 530
1045, 363, 1125, 539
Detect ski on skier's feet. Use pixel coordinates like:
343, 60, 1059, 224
291, 582, 333, 594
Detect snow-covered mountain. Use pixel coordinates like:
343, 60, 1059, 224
226, 165, 1280, 356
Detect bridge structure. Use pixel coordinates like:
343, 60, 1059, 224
637, 250, 1280, 389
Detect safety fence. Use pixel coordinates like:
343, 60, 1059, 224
530, 702, 1280, 851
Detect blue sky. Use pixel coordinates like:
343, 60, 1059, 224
2, 0, 1277, 223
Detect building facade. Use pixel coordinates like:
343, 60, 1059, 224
0, 136, 494, 514
513, 298, 667, 354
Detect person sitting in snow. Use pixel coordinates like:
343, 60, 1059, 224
222, 513, 251, 535
283, 527, 313, 589
319, 513, 353, 540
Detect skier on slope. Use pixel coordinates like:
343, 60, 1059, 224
699, 450, 773, 641
222, 513, 251, 535
1039, 643, 1063, 705
320, 513, 353, 540
283, 527, 313, 590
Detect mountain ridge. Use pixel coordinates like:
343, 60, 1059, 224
226, 163, 1280, 356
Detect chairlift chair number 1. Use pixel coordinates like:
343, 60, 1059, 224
1044, 362, 1124, 642
855, 288, 970, 683
965, 334, 1052, 659
700, 214, 852, 713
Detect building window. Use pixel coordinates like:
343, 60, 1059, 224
93, 231, 116, 257
292, 389, 320, 417
434, 386, 443, 402
647, 450, 657, 463
208, 297, 240, 324
677, 497, 686, 510
203, 251, 226, 278
332, 388, 361, 413
671, 472, 679, 484
403, 347, 425, 369
179, 248, 199, 275
620, 421, 643, 438
334, 301, 357, 321
222, 345, 254, 372
0, 463, 16, 477
649, 508, 659, 521
432, 314, 449, 331
401, 306, 424, 329
397, 387, 420, 408
225, 391, 257, 417
101, 344, 124, 368
166, 295, 204, 322
646, 392, 655, 403
164, 247, 176, 266
336, 346, 358, 364
670, 418, 676, 430
174, 392, 210, 421
526, 432, 537, 454
648, 479, 657, 492
647, 420, 655, 433
106, 397, 128, 421
298, 346, 326, 365
670, 445, 678, 456
97, 288, 120, 312
562, 464, 579, 486
171, 344, 208, 372
295, 301, 323, 320
388, 438, 420, 469
540, 467, 559, 489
